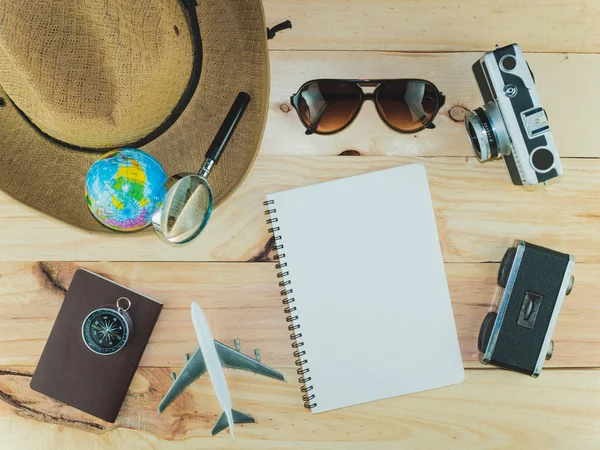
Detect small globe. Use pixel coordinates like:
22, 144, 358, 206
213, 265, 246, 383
85, 148, 168, 232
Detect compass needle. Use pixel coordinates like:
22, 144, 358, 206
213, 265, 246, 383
82, 298, 132, 356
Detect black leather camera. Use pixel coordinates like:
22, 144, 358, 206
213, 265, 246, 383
478, 240, 574, 376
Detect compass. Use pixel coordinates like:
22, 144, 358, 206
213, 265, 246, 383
82, 297, 131, 355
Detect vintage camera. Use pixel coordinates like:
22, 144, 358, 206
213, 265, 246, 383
464, 44, 562, 186
478, 240, 574, 376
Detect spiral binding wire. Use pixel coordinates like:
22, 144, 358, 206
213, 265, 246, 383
263, 199, 316, 410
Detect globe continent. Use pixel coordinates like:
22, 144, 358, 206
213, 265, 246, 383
85, 148, 167, 231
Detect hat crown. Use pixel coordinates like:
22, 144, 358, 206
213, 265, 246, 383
0, 0, 193, 149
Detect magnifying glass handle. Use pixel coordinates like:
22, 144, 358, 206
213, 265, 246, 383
204, 92, 251, 167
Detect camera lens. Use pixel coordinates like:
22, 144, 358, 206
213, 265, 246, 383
466, 121, 482, 158
464, 102, 511, 162
497, 247, 517, 288
478, 312, 497, 353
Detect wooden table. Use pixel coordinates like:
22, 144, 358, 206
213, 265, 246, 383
1, 1, 599, 448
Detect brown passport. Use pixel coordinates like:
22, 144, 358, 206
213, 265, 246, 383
30, 269, 163, 422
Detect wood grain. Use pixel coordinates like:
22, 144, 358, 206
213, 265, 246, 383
0, 262, 597, 369
263, 0, 600, 52
1, 1, 598, 448
264, 52, 599, 157
1, 366, 599, 449
1, 157, 599, 262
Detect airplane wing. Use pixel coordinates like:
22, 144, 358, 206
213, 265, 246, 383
157, 340, 285, 415
157, 346, 207, 414
215, 340, 285, 381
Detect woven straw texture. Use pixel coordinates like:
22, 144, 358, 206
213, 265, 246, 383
0, 0, 193, 148
0, 0, 269, 232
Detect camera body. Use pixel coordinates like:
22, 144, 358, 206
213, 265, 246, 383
465, 44, 562, 186
478, 240, 574, 377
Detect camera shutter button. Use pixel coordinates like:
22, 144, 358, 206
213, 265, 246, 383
503, 85, 518, 98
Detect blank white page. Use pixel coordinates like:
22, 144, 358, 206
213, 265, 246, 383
267, 163, 464, 413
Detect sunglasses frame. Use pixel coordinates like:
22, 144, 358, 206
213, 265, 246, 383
290, 79, 446, 135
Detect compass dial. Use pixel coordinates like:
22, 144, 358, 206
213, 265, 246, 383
82, 308, 129, 355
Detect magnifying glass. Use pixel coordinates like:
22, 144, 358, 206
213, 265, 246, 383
152, 92, 251, 245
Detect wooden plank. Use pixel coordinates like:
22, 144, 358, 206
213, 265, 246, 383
0, 262, 596, 368
1, 157, 599, 262
1, 366, 598, 449
263, 0, 600, 53
265, 52, 599, 157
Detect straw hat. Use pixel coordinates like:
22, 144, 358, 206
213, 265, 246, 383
0, 0, 270, 232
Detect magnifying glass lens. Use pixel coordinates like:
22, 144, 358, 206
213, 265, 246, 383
159, 175, 213, 245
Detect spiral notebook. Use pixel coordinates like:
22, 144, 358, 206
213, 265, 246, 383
265, 163, 464, 413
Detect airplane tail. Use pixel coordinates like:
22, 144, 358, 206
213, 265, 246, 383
211, 409, 255, 436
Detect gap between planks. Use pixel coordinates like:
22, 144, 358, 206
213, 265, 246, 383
0, 261, 597, 369
2, 156, 600, 262
0, 366, 599, 449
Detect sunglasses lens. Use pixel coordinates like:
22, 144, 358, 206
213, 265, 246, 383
376, 81, 439, 132
297, 82, 362, 134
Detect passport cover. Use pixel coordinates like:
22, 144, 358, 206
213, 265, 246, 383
30, 269, 163, 422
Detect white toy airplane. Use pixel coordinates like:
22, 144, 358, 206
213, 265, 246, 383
157, 302, 285, 439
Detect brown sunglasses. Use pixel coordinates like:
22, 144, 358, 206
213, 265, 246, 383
290, 79, 445, 135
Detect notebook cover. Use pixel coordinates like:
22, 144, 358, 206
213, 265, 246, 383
267, 163, 464, 413
30, 269, 163, 423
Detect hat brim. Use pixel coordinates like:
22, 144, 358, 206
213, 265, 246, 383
0, 0, 269, 233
